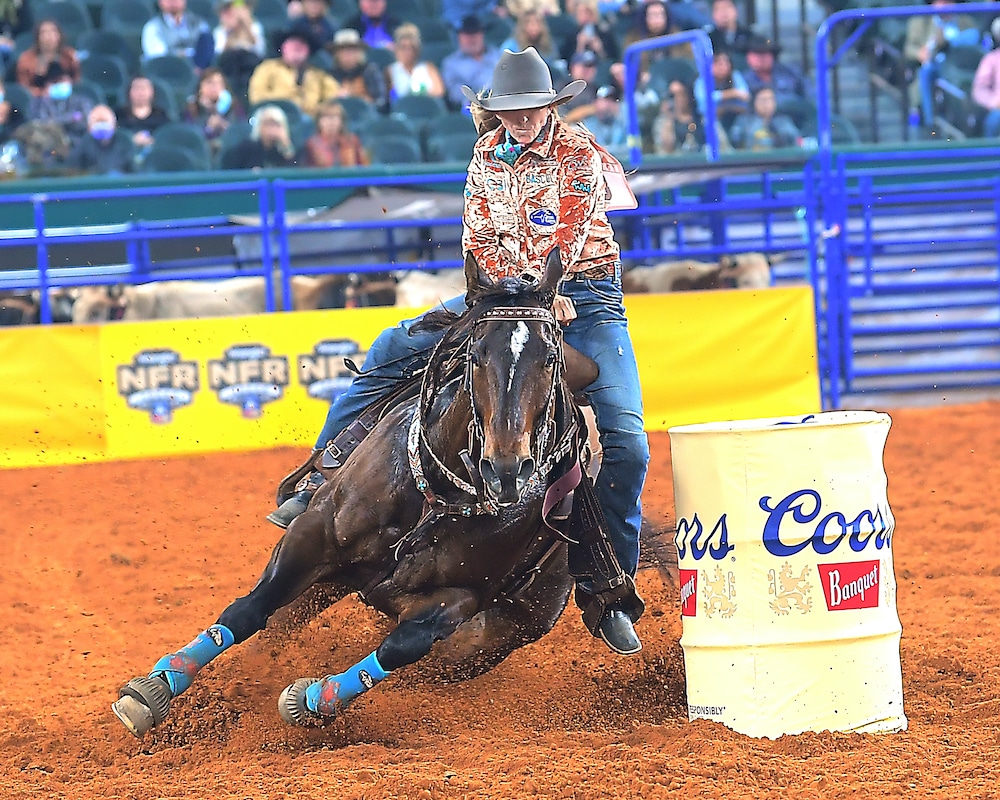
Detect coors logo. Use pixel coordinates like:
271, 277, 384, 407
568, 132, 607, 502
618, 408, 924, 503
679, 569, 698, 617
817, 560, 880, 611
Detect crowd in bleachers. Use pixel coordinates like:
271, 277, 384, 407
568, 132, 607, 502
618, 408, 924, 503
0, 0, 906, 179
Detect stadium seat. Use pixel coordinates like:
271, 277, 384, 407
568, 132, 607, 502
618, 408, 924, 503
416, 18, 455, 45
387, 0, 426, 22
3, 83, 32, 129
367, 133, 423, 164
424, 129, 479, 162
360, 113, 419, 146
142, 75, 183, 122
142, 55, 198, 109
648, 57, 699, 93
72, 78, 106, 106
338, 95, 379, 134
99, 0, 152, 41
390, 93, 448, 125
34, 0, 94, 45
366, 46, 397, 71
141, 142, 207, 172
185, 0, 219, 27
80, 53, 131, 105
419, 109, 477, 151
150, 122, 212, 169
543, 13, 578, 45
420, 41, 453, 68
77, 30, 141, 76
776, 97, 818, 130
214, 120, 253, 165
483, 16, 513, 48
249, 99, 304, 127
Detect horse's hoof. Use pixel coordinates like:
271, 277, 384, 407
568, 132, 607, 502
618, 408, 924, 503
278, 678, 323, 727
112, 676, 172, 738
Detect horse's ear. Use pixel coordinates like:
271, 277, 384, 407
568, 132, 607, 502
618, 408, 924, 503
538, 247, 563, 296
463, 250, 494, 304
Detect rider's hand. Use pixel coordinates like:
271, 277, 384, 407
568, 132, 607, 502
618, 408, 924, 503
553, 294, 576, 325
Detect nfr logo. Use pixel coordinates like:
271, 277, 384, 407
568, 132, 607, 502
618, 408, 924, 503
674, 513, 735, 561
299, 339, 364, 403
208, 344, 288, 418
117, 349, 198, 424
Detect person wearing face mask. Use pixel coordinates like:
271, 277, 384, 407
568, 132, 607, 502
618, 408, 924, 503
28, 65, 93, 143
185, 67, 244, 155
264, 48, 646, 658
67, 105, 136, 175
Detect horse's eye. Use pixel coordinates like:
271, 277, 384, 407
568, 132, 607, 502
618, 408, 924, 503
545, 350, 558, 367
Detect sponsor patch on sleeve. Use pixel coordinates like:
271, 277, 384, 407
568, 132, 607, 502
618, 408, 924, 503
528, 208, 558, 229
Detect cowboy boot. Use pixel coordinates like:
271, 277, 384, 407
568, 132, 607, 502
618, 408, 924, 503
266, 470, 326, 529
597, 609, 642, 656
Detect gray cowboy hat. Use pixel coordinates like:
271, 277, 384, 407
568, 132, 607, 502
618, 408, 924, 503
461, 47, 586, 111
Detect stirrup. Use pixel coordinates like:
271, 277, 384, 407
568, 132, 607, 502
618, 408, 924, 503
266, 472, 325, 529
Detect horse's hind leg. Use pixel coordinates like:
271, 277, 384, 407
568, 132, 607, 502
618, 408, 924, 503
113, 512, 336, 738
279, 587, 479, 726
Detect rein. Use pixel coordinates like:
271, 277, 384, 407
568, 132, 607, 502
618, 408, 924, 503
405, 304, 580, 520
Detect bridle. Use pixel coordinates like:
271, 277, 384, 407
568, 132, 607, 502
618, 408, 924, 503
406, 303, 580, 518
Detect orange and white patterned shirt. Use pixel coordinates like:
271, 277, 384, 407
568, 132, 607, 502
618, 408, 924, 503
462, 115, 621, 283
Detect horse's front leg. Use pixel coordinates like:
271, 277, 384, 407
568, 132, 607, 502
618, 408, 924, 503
113, 510, 337, 738
279, 587, 478, 726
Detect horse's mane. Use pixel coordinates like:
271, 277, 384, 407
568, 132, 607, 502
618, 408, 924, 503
409, 276, 556, 342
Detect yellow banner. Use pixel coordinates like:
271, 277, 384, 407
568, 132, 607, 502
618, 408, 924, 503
0, 287, 819, 469
0, 325, 106, 467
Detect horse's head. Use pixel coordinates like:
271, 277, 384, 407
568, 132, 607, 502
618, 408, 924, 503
463, 248, 564, 507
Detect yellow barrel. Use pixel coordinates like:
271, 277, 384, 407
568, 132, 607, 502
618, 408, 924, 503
668, 411, 907, 738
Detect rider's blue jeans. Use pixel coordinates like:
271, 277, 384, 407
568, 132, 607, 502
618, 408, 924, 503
312, 276, 649, 577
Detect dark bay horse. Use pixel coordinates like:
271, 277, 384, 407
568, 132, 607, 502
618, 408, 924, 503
112, 248, 606, 738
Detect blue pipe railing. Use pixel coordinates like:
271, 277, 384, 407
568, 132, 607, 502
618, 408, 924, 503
0, 180, 271, 322
622, 28, 718, 166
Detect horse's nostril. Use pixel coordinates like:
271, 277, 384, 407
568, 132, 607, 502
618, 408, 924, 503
516, 458, 535, 489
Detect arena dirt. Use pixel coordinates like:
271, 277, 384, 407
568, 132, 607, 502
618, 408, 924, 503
1, 401, 997, 799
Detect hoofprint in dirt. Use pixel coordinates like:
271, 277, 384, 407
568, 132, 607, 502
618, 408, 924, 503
0, 402, 997, 799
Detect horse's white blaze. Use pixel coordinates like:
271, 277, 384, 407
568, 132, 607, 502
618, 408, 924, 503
507, 321, 530, 393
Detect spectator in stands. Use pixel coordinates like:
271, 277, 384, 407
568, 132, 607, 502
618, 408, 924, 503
0, 1, 32, 80
0, 80, 12, 146
221, 102, 298, 168
185, 67, 245, 154
12, 117, 70, 174
652, 78, 727, 154
142, 0, 215, 69
386, 23, 446, 101
904, 0, 980, 130
67, 105, 136, 175
442, 0, 498, 32
972, 18, 1000, 138
16, 18, 79, 98
28, 65, 92, 143
501, 9, 559, 62
441, 15, 502, 109
329, 28, 389, 111
248, 29, 340, 117
728, 86, 799, 151
343, 0, 401, 50
561, 0, 620, 64
506, 0, 558, 17
694, 48, 750, 132
704, 0, 753, 57
289, 0, 337, 48
115, 76, 172, 155
300, 99, 369, 166
581, 84, 628, 150
214, 0, 266, 101
742, 33, 808, 107
561, 50, 600, 123
624, 0, 693, 66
